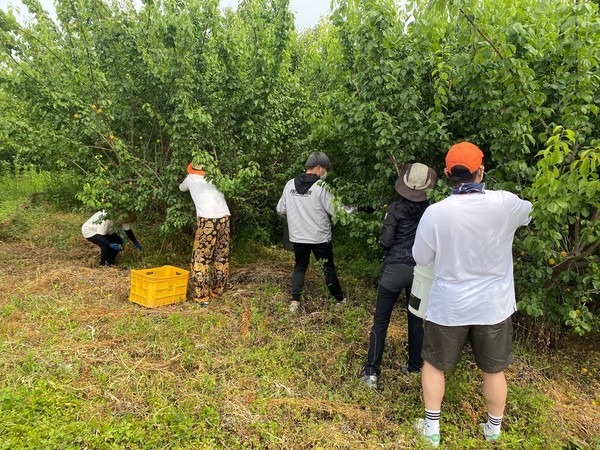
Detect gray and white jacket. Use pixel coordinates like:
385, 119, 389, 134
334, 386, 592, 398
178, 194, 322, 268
276, 173, 334, 244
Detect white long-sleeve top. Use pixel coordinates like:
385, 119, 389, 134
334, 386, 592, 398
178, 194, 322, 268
412, 190, 532, 326
81, 210, 132, 238
179, 173, 230, 219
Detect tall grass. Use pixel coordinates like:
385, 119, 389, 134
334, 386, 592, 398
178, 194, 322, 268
0, 166, 51, 223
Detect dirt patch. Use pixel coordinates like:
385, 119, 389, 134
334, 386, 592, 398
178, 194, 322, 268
229, 262, 290, 287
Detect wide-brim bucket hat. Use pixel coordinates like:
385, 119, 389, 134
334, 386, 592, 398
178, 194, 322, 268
395, 163, 437, 202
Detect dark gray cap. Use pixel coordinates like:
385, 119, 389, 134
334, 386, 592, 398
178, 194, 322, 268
305, 151, 330, 169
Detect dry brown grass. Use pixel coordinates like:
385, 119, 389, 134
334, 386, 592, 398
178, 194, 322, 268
0, 239, 124, 296
0, 234, 599, 448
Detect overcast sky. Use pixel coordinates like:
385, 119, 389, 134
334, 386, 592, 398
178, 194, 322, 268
0, 0, 332, 30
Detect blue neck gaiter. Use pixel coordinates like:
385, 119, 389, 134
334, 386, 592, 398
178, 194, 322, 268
452, 182, 485, 195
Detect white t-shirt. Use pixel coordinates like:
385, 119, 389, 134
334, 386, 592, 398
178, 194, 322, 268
179, 174, 230, 219
81, 210, 131, 238
412, 190, 532, 326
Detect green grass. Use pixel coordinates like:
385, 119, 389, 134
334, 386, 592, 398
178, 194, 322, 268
0, 168, 51, 224
0, 172, 598, 449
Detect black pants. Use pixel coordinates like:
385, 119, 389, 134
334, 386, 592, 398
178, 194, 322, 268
291, 241, 344, 301
87, 233, 123, 266
363, 263, 424, 376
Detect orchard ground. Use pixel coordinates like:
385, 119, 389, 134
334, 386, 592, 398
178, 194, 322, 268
0, 190, 598, 448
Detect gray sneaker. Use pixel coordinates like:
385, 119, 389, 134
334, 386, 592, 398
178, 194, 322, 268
360, 374, 378, 389
334, 298, 347, 308
289, 301, 300, 313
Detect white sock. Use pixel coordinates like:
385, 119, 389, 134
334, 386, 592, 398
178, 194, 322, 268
486, 413, 502, 435
425, 409, 441, 434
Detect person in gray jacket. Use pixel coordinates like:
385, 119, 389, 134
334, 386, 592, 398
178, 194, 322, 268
276, 152, 345, 312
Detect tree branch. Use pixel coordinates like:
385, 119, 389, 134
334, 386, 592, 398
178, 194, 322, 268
459, 8, 505, 60
458, 7, 549, 131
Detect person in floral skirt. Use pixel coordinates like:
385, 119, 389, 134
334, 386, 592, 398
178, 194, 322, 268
180, 162, 231, 306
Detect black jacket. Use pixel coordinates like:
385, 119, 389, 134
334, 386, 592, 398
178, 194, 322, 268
380, 197, 429, 265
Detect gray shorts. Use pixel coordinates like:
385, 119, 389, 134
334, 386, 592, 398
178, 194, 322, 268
421, 317, 513, 373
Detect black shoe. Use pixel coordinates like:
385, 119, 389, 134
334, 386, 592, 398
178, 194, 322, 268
401, 365, 421, 374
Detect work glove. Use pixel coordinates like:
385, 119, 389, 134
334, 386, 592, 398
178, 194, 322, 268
109, 243, 122, 252
134, 242, 142, 251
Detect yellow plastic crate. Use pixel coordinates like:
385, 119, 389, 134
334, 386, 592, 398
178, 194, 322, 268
129, 265, 189, 308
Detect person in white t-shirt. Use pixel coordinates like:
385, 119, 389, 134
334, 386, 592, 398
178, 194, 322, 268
411, 142, 532, 447
82, 210, 142, 266
179, 162, 231, 306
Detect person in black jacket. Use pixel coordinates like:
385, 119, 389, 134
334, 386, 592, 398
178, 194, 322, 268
360, 163, 437, 389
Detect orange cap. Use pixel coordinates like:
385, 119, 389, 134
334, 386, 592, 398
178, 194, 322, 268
445, 142, 483, 173
187, 162, 205, 175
